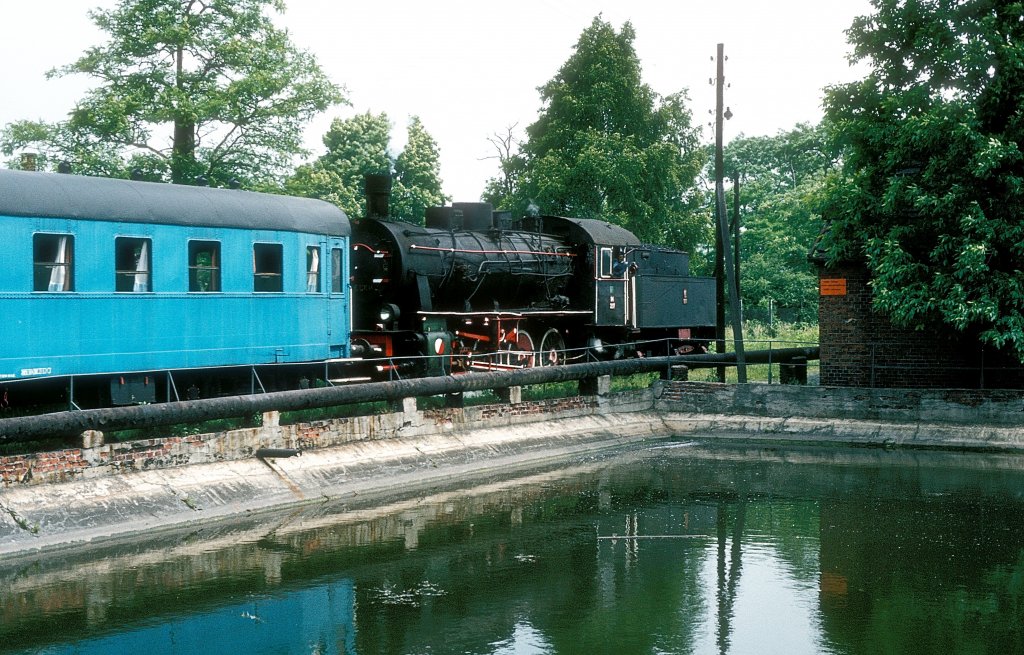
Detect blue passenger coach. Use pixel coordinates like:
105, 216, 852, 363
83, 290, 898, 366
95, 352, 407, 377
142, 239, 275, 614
0, 169, 351, 406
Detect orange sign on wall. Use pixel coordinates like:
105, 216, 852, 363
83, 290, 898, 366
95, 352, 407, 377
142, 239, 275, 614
820, 278, 847, 296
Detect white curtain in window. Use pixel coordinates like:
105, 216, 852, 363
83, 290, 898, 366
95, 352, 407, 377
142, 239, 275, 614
306, 247, 320, 292
133, 240, 150, 292
48, 236, 68, 292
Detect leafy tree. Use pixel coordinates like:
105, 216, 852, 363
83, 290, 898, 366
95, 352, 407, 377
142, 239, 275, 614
1, 0, 343, 186
285, 112, 392, 218
822, 0, 1024, 359
724, 123, 835, 196
481, 125, 527, 211
286, 112, 446, 221
392, 117, 446, 220
723, 123, 839, 322
502, 17, 708, 253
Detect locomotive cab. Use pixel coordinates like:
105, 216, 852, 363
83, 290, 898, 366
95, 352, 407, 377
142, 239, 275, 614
592, 245, 715, 334
594, 245, 632, 326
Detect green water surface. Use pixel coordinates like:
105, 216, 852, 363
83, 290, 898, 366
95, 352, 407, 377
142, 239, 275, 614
3, 441, 1023, 654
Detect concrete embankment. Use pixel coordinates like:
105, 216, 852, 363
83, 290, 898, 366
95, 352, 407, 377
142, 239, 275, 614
656, 381, 1024, 451
1, 381, 1022, 557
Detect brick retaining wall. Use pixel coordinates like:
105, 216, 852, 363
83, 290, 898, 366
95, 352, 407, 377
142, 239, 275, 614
1, 395, 601, 488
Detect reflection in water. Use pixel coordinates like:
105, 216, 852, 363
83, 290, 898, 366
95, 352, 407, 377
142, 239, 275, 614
3, 443, 1024, 654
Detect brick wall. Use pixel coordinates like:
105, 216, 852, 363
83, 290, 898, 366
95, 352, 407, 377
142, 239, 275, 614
818, 262, 1023, 388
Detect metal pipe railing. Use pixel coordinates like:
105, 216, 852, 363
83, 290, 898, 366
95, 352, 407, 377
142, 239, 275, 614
0, 347, 818, 443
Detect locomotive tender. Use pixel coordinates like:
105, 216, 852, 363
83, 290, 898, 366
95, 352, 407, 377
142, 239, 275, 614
1, 169, 715, 408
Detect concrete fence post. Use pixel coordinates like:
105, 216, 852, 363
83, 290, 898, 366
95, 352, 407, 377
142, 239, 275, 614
662, 365, 688, 381
579, 375, 611, 397
81, 430, 104, 449
780, 357, 808, 385
262, 411, 281, 428
388, 397, 418, 415
496, 386, 522, 404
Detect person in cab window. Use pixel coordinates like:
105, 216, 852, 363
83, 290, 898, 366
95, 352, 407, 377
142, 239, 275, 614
612, 250, 637, 278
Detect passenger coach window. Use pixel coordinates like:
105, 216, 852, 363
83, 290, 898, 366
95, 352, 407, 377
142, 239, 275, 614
306, 246, 321, 293
253, 243, 283, 292
331, 248, 343, 293
189, 241, 221, 292
34, 234, 74, 292
115, 237, 151, 292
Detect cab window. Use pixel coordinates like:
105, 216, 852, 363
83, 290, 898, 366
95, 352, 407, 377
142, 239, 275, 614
331, 247, 343, 293
599, 247, 614, 278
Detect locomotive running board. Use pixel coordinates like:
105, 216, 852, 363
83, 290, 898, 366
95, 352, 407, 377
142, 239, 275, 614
328, 376, 373, 385
468, 362, 532, 372
417, 310, 590, 318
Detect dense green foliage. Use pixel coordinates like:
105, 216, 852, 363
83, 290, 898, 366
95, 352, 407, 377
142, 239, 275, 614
822, 0, 1024, 358
285, 112, 446, 221
487, 17, 709, 254
724, 124, 839, 322
1, 0, 342, 186
391, 117, 447, 220
286, 112, 392, 217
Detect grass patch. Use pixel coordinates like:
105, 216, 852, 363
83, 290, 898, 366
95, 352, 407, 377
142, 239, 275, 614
0, 436, 77, 457
280, 402, 391, 425
518, 372, 660, 402
522, 381, 579, 402
106, 415, 261, 442
687, 321, 819, 384
612, 372, 661, 391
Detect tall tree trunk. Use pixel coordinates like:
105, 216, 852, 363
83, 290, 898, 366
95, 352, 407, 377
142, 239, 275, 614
171, 43, 196, 185
171, 117, 197, 184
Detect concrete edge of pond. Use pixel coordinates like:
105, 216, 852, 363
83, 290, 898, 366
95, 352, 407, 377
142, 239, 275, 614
661, 413, 1024, 451
0, 410, 670, 558
3, 380, 1024, 559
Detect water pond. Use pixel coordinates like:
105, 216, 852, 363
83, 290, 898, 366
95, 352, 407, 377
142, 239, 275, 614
3, 440, 1024, 654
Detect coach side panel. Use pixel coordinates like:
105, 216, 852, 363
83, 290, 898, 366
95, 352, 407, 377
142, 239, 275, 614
0, 215, 350, 381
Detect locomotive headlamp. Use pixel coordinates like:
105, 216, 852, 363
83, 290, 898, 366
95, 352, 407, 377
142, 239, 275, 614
379, 303, 401, 324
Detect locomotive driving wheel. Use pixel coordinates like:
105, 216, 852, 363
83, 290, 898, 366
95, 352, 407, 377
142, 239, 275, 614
539, 328, 566, 366
502, 329, 536, 368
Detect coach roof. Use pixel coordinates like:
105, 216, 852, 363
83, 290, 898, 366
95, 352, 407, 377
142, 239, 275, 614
0, 169, 350, 236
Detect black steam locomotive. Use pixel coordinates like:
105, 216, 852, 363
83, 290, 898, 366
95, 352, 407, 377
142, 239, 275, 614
350, 176, 716, 377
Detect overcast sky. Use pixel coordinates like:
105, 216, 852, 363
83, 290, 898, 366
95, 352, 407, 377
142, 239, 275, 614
1, 0, 873, 201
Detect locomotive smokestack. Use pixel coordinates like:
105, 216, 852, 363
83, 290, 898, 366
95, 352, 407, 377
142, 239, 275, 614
365, 173, 392, 219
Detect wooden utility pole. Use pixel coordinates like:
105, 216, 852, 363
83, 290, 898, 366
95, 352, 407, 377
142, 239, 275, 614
733, 172, 741, 298
713, 43, 747, 382
714, 47, 726, 381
